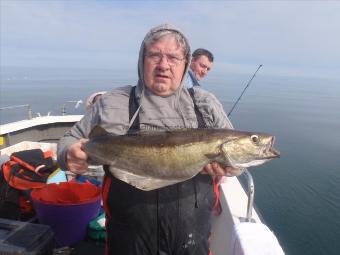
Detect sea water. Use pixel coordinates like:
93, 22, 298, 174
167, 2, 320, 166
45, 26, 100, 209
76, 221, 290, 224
1, 67, 340, 255
208, 73, 340, 255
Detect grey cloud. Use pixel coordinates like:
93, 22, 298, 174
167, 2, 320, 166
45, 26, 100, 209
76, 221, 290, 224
1, 1, 339, 78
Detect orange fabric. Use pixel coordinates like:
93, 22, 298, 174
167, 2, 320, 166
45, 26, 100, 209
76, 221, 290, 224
19, 195, 34, 213
212, 176, 226, 215
2, 161, 46, 190
102, 176, 111, 255
31, 182, 101, 205
43, 150, 53, 159
10, 155, 35, 172
10, 155, 47, 177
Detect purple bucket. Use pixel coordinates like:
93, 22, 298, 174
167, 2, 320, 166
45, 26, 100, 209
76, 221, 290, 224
31, 182, 101, 247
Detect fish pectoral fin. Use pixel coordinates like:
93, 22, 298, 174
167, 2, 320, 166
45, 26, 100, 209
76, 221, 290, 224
205, 152, 220, 160
220, 143, 234, 166
109, 166, 182, 191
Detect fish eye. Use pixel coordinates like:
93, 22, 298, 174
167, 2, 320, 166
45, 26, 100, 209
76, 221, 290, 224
251, 135, 259, 143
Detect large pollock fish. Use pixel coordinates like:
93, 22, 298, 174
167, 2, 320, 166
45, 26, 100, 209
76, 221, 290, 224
84, 127, 280, 191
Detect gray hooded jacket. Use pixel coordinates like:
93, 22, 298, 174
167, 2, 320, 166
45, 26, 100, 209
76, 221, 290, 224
57, 24, 232, 170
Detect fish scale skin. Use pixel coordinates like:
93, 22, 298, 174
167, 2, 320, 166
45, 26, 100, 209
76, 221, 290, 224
84, 128, 279, 190
86, 137, 222, 179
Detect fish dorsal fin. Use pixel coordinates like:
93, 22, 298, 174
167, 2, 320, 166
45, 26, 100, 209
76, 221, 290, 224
129, 129, 175, 136
89, 125, 110, 139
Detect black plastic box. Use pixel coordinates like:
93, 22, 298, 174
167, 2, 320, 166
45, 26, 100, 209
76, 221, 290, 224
0, 218, 55, 255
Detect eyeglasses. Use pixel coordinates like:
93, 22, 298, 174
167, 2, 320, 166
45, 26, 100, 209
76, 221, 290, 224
145, 52, 185, 66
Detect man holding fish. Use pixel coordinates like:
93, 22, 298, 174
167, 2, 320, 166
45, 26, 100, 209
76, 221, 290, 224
57, 24, 279, 255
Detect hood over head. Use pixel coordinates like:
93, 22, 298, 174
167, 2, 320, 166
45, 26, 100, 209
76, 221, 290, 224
137, 24, 192, 92
129, 24, 194, 130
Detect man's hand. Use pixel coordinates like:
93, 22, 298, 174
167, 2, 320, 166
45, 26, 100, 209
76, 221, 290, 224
201, 162, 244, 177
66, 139, 89, 174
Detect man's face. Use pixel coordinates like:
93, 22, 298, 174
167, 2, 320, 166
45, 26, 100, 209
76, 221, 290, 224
143, 35, 186, 97
190, 55, 213, 81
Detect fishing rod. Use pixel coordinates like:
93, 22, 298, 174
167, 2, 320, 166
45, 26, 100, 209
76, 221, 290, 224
227, 64, 263, 117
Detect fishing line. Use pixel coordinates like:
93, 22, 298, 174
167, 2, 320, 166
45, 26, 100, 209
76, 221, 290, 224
227, 64, 263, 117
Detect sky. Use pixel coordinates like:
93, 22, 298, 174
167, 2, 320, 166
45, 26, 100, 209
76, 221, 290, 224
1, 0, 340, 79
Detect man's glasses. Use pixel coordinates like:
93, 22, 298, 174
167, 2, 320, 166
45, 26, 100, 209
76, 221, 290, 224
145, 52, 185, 66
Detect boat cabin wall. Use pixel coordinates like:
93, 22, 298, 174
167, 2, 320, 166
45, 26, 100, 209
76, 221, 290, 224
0, 122, 75, 150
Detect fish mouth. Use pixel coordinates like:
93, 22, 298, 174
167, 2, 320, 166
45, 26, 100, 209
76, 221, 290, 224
263, 136, 280, 159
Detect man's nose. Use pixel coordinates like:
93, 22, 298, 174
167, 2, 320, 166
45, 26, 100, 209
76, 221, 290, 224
158, 55, 171, 68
